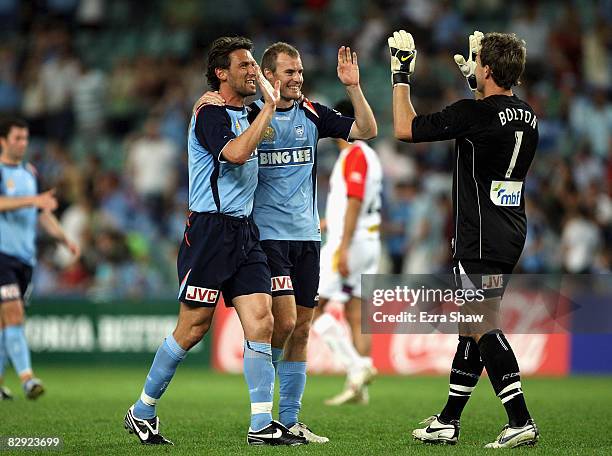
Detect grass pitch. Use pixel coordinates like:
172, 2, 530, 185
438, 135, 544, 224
0, 366, 610, 455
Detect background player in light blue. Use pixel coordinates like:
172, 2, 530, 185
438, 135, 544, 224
124, 36, 307, 446
196, 42, 377, 442
0, 118, 80, 400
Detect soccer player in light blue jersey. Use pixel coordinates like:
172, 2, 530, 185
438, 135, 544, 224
196, 42, 377, 442
0, 117, 80, 400
124, 36, 307, 446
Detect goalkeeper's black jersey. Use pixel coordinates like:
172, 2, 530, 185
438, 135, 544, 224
412, 95, 538, 265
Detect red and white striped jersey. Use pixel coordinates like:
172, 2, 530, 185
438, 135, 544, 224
324, 140, 383, 241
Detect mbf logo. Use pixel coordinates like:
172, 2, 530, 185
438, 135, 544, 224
490, 180, 522, 207
185, 286, 219, 303
294, 124, 304, 137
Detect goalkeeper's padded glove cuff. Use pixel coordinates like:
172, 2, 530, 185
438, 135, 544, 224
393, 72, 411, 86
467, 75, 477, 91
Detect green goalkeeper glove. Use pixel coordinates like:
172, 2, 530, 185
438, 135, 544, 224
454, 31, 484, 91
388, 30, 417, 86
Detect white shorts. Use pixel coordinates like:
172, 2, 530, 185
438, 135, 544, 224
319, 236, 380, 300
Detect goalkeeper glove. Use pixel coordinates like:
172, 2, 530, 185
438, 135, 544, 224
454, 31, 484, 91
388, 30, 417, 86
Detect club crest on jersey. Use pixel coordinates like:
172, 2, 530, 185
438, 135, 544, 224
294, 124, 304, 137
262, 126, 276, 143
490, 180, 522, 207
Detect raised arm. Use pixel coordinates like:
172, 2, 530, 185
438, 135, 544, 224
337, 46, 377, 140
221, 65, 280, 164
388, 30, 418, 142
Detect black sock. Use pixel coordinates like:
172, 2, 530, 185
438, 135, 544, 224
478, 330, 531, 427
439, 336, 484, 422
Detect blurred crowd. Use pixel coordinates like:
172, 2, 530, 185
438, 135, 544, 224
0, 0, 610, 299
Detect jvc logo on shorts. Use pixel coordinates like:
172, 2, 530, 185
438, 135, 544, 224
271, 276, 293, 292
490, 180, 523, 207
259, 147, 313, 167
482, 274, 504, 290
0, 284, 20, 300
185, 286, 219, 303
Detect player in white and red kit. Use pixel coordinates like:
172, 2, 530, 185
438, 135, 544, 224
313, 100, 382, 405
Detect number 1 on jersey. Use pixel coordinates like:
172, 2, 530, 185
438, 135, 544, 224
505, 131, 523, 178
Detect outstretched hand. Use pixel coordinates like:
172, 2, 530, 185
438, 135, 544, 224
256, 64, 280, 107
454, 30, 483, 91
388, 30, 417, 85
337, 46, 359, 87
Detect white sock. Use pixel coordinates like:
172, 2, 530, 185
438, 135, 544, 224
312, 313, 362, 373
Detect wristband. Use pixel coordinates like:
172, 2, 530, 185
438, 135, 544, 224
392, 73, 411, 85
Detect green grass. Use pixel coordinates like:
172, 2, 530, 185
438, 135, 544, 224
0, 367, 611, 455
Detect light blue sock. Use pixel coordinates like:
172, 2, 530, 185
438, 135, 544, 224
0, 329, 7, 378
272, 347, 283, 372
278, 361, 306, 428
4, 325, 32, 377
244, 340, 275, 431
133, 334, 187, 419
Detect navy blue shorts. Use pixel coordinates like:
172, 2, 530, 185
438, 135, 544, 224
0, 252, 33, 304
453, 259, 515, 299
177, 212, 271, 307
260, 240, 320, 308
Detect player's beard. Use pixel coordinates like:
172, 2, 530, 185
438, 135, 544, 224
8, 147, 26, 163
230, 76, 257, 98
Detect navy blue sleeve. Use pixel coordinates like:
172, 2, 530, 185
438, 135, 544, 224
194, 105, 236, 160
411, 99, 482, 143
303, 100, 354, 140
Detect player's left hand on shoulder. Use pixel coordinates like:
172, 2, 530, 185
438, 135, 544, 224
337, 46, 359, 86
388, 30, 417, 85
192, 91, 226, 113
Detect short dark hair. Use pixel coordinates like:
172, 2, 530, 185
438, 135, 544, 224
206, 36, 253, 91
333, 100, 354, 118
261, 42, 300, 74
479, 33, 526, 90
0, 117, 28, 138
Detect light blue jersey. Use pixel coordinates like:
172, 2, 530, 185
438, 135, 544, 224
248, 98, 354, 241
0, 163, 39, 266
188, 105, 258, 217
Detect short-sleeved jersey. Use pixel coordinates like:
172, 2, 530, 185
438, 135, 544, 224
0, 163, 40, 266
188, 105, 258, 217
248, 98, 354, 241
412, 95, 538, 264
325, 141, 383, 242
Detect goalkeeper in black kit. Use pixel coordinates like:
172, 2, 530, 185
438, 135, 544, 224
388, 30, 539, 448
